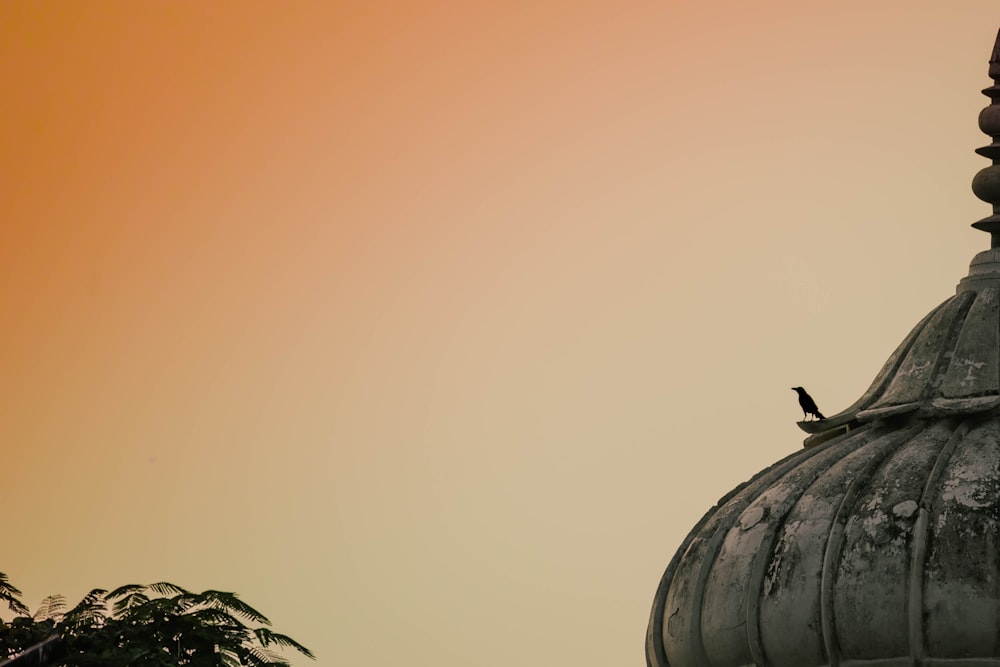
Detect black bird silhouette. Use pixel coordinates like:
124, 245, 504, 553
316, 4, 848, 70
791, 386, 825, 421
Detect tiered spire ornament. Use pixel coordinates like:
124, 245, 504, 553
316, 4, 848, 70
972, 28, 1000, 246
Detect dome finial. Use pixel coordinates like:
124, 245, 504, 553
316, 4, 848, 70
970, 28, 1000, 246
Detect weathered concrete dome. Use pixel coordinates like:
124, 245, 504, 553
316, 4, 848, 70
646, 30, 1000, 667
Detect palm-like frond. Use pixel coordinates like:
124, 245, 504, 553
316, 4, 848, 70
0, 572, 30, 617
33, 594, 66, 622
62, 589, 108, 630
145, 582, 190, 597
254, 628, 316, 659
111, 591, 150, 617
183, 607, 244, 629
239, 643, 288, 667
105, 584, 147, 600
196, 591, 271, 626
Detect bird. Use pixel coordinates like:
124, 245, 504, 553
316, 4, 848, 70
791, 386, 825, 421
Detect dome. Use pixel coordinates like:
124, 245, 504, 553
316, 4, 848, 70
646, 30, 1000, 667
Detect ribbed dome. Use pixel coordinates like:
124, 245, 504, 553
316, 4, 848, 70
646, 29, 1000, 667
645, 407, 1000, 666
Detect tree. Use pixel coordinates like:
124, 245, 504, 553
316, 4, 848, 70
0, 575, 313, 667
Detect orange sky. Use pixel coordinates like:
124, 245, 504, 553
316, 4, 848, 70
1, 3, 998, 666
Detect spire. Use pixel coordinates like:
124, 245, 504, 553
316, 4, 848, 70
971, 28, 1000, 246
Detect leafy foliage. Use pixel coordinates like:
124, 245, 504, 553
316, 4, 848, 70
0, 573, 29, 618
0, 574, 313, 667
0, 616, 57, 661
33, 595, 67, 623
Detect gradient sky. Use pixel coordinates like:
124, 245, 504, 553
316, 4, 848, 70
2, 3, 999, 666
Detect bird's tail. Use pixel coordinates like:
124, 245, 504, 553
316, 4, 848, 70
816, 411, 826, 420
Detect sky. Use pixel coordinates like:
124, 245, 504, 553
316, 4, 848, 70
1, 3, 998, 666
